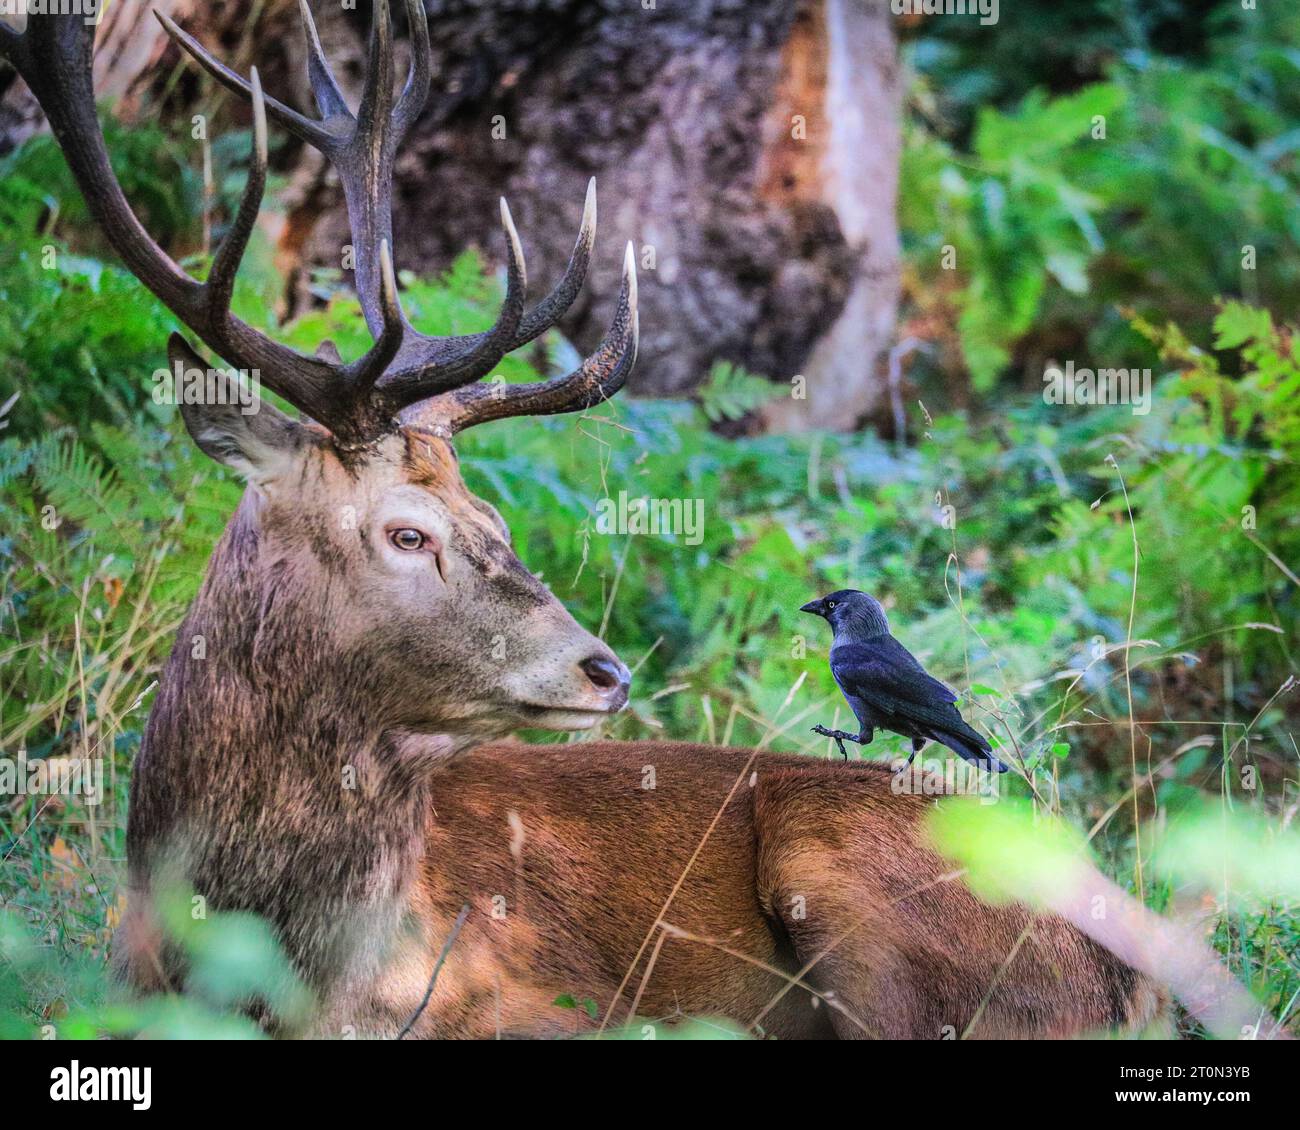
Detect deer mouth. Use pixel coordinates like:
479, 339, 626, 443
516, 699, 627, 729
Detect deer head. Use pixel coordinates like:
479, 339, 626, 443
0, 3, 637, 739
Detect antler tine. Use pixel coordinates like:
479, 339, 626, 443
409, 177, 597, 379
356, 0, 396, 139
205, 67, 269, 320
394, 0, 432, 140
297, 0, 351, 123
380, 197, 528, 408
511, 176, 598, 347
351, 239, 405, 391
155, 12, 337, 151
429, 242, 639, 434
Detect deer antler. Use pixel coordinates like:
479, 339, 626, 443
0, 3, 637, 443
426, 242, 638, 436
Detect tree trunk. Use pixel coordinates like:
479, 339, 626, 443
762, 0, 902, 430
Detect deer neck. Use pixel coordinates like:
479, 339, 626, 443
126, 492, 460, 1003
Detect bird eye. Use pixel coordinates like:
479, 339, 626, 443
826, 600, 836, 610
389, 528, 425, 552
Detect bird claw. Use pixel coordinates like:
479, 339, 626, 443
811, 725, 849, 761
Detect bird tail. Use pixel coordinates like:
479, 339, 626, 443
937, 724, 1008, 773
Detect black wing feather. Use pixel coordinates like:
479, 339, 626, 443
829, 637, 986, 746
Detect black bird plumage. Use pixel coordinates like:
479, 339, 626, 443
801, 590, 1008, 772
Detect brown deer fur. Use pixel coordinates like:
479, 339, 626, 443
119, 427, 633, 1019
394, 743, 1162, 1039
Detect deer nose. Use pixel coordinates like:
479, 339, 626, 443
580, 654, 631, 697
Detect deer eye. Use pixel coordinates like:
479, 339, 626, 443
389, 528, 426, 552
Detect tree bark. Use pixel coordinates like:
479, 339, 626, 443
763, 0, 902, 430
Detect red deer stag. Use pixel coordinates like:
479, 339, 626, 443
4, 5, 1167, 1038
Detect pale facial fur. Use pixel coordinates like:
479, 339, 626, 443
231, 424, 629, 739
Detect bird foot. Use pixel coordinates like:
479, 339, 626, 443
897, 739, 927, 771
811, 725, 857, 761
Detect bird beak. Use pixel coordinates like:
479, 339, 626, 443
799, 600, 822, 616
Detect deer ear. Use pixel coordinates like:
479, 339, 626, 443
470, 495, 513, 545
169, 334, 306, 486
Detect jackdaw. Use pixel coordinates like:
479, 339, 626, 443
800, 589, 1007, 772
